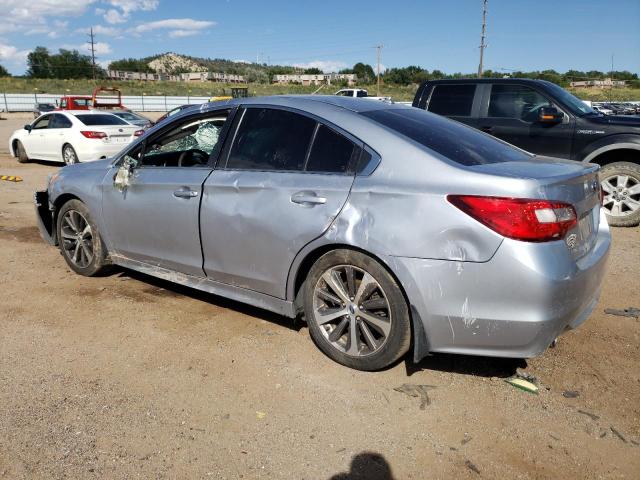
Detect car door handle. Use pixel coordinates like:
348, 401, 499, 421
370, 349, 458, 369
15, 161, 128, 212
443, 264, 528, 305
173, 188, 199, 198
480, 126, 494, 133
291, 191, 327, 205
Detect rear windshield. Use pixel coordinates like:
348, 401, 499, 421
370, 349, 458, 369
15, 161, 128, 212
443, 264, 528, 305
74, 114, 128, 126
361, 108, 532, 166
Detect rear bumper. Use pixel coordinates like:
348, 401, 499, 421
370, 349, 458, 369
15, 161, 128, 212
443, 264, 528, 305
34, 190, 55, 245
392, 212, 611, 359
77, 142, 131, 162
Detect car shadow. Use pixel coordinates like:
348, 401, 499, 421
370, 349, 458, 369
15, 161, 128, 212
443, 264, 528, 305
329, 452, 394, 480
405, 352, 526, 379
27, 159, 64, 168
116, 268, 303, 332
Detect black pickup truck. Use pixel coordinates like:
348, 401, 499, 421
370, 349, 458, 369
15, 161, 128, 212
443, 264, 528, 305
413, 79, 640, 226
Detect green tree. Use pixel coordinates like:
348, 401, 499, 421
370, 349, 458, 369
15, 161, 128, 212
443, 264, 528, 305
345, 63, 375, 83
0, 64, 9, 77
304, 67, 322, 74
27, 46, 52, 78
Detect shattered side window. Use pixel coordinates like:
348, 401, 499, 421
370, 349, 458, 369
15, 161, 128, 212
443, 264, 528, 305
147, 116, 226, 156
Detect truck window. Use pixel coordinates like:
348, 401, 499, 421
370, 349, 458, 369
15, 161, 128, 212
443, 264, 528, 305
427, 84, 476, 116
488, 84, 552, 122
356, 90, 368, 98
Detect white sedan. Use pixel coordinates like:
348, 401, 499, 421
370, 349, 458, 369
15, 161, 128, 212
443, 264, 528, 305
9, 111, 143, 165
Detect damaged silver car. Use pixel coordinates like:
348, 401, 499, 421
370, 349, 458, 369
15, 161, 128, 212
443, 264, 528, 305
35, 97, 610, 371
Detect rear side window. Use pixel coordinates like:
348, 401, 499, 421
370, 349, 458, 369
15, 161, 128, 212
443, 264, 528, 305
75, 114, 127, 126
427, 84, 476, 116
226, 108, 316, 171
49, 114, 72, 128
306, 125, 357, 173
361, 108, 532, 166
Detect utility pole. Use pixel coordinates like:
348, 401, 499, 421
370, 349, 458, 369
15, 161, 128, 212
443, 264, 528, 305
375, 44, 383, 96
477, 0, 488, 78
88, 27, 97, 80
609, 53, 614, 103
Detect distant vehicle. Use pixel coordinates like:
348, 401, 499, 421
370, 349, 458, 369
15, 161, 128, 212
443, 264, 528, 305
57, 87, 128, 112
413, 78, 640, 226
111, 111, 154, 129
10, 111, 143, 165
33, 103, 56, 119
155, 104, 194, 124
592, 105, 613, 115
34, 96, 609, 371
334, 88, 391, 102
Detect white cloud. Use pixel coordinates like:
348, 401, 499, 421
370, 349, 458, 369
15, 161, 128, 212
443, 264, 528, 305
132, 18, 216, 38
84, 25, 122, 37
0, 1, 94, 41
101, 0, 159, 24
294, 60, 348, 73
0, 43, 31, 71
62, 41, 112, 55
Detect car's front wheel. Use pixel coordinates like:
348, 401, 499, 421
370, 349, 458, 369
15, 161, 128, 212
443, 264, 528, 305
15, 140, 29, 163
303, 249, 411, 371
62, 144, 79, 165
600, 161, 640, 227
56, 199, 109, 276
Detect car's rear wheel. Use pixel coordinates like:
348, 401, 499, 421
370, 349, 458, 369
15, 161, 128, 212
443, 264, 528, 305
56, 199, 109, 276
62, 144, 79, 165
600, 162, 640, 227
303, 249, 411, 371
15, 140, 29, 163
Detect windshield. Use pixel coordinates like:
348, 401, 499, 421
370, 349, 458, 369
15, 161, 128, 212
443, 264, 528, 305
543, 82, 596, 116
74, 114, 128, 126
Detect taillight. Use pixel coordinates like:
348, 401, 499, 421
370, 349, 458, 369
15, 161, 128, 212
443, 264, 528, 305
80, 131, 107, 139
134, 129, 145, 137
447, 195, 577, 242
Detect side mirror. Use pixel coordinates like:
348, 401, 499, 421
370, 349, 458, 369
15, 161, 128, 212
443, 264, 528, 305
538, 107, 563, 124
24, 124, 32, 132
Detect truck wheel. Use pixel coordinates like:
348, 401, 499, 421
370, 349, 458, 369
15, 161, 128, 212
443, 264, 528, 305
15, 141, 29, 163
303, 249, 411, 371
600, 162, 640, 227
56, 199, 110, 276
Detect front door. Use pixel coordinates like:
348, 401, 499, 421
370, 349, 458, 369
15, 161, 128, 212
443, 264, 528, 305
477, 83, 575, 158
201, 107, 359, 298
101, 110, 231, 276
23, 114, 52, 159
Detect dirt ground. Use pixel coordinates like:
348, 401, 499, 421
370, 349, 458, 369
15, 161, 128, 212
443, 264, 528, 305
0, 114, 639, 479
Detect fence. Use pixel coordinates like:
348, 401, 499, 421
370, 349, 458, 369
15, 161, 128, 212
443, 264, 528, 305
0, 93, 211, 112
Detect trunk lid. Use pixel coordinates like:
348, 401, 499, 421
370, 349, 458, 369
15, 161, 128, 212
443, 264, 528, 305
92, 125, 139, 145
472, 157, 601, 259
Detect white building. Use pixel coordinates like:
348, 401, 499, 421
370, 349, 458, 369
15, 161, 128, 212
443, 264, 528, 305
569, 78, 627, 88
107, 70, 245, 83
273, 73, 357, 86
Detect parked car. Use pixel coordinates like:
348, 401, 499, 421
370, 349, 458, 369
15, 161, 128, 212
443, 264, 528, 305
413, 79, 640, 226
592, 105, 613, 115
34, 96, 610, 371
335, 88, 391, 102
111, 111, 154, 129
155, 104, 195, 124
33, 103, 56, 119
10, 111, 143, 165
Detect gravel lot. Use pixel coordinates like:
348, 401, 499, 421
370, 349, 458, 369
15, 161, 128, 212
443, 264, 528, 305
0, 113, 639, 479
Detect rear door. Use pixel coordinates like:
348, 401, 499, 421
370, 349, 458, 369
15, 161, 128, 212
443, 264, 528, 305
477, 83, 575, 158
101, 110, 231, 276
422, 83, 480, 129
200, 106, 359, 298
46, 114, 73, 160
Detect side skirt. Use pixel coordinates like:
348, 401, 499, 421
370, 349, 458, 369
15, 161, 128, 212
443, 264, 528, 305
111, 254, 297, 318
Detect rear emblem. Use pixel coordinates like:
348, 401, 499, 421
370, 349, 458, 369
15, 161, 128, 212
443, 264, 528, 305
566, 234, 578, 248
118, 128, 123, 132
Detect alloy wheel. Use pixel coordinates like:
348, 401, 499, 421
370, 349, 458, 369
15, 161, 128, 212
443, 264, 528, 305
60, 210, 94, 268
312, 265, 392, 357
602, 174, 640, 217
63, 146, 78, 165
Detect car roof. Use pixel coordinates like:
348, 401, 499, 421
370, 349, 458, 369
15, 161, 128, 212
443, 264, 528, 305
419, 78, 556, 87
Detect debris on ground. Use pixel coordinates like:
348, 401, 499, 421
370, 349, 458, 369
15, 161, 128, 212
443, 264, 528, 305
256, 411, 267, 419
505, 377, 539, 394
562, 391, 580, 398
515, 368, 538, 383
610, 426, 627, 443
461, 435, 473, 445
577, 409, 600, 421
465, 460, 480, 474
604, 307, 640, 320
393, 384, 437, 409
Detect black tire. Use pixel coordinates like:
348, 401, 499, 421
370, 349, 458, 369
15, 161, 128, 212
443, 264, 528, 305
15, 140, 29, 163
56, 199, 109, 276
600, 161, 640, 227
62, 144, 79, 165
303, 249, 411, 371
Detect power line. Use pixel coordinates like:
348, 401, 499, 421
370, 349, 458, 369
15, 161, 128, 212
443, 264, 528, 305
478, 0, 488, 78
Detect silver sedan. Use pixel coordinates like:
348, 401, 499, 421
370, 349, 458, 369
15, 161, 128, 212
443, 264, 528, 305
35, 96, 610, 370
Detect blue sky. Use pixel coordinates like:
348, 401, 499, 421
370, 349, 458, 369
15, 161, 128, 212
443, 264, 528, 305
1, 0, 638, 76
